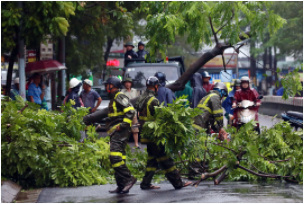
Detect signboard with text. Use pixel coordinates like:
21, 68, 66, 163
203, 53, 238, 69
27, 50, 36, 63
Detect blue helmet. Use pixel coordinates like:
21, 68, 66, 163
202, 71, 211, 78
154, 72, 166, 84
213, 82, 228, 97
103, 76, 121, 88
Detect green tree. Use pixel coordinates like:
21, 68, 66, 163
65, 1, 140, 80
1, 1, 75, 96
139, 1, 286, 91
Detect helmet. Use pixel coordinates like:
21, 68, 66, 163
234, 79, 241, 87
103, 76, 121, 88
69, 78, 81, 89
13, 77, 19, 84
213, 82, 228, 97
138, 41, 145, 47
202, 71, 211, 78
154, 72, 166, 84
240, 76, 250, 83
146, 76, 159, 87
122, 78, 133, 83
124, 42, 134, 48
83, 79, 92, 87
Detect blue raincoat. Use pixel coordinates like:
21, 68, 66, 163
156, 81, 176, 106
222, 88, 236, 115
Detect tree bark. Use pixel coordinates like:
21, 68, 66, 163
250, 40, 257, 87
103, 37, 114, 81
5, 45, 19, 97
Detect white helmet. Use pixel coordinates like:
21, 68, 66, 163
83, 79, 92, 87
240, 76, 250, 83
13, 78, 19, 84
69, 78, 81, 89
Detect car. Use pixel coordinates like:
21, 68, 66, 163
123, 56, 185, 90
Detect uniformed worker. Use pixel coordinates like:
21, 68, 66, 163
135, 76, 192, 190
103, 76, 137, 194
189, 82, 229, 179
137, 41, 149, 60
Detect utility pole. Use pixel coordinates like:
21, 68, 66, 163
51, 43, 57, 110
58, 37, 66, 105
18, 1, 26, 100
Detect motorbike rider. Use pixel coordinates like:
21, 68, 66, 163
202, 71, 214, 92
154, 72, 176, 106
135, 76, 192, 190
103, 76, 137, 194
189, 82, 229, 179
232, 76, 261, 133
190, 73, 207, 108
222, 79, 241, 124
137, 41, 149, 60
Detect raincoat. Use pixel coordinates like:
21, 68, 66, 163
156, 81, 176, 106
222, 88, 236, 116
233, 88, 261, 125
175, 81, 193, 107
203, 82, 214, 93
191, 73, 207, 108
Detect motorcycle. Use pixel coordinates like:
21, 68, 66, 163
281, 111, 303, 131
232, 95, 263, 132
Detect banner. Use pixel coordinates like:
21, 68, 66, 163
203, 53, 238, 68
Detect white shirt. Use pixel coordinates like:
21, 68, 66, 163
121, 88, 140, 99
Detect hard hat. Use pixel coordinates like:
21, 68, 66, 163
122, 78, 133, 84
240, 76, 250, 83
138, 41, 145, 47
146, 76, 160, 87
202, 71, 211, 78
83, 79, 92, 87
124, 42, 135, 48
13, 78, 19, 84
69, 78, 81, 89
103, 76, 121, 88
234, 79, 241, 87
213, 82, 228, 97
154, 72, 166, 84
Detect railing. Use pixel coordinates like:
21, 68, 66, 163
261, 96, 303, 107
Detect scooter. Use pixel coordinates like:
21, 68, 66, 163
232, 96, 263, 132
281, 111, 303, 131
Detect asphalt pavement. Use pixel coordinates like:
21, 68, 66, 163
37, 181, 302, 203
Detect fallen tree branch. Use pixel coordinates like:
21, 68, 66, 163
210, 142, 237, 154
237, 164, 294, 178
193, 164, 228, 187
18, 104, 29, 114
178, 151, 199, 174
209, 16, 218, 44
258, 153, 291, 163
214, 168, 228, 185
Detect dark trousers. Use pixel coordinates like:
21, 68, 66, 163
109, 128, 133, 188
140, 142, 183, 189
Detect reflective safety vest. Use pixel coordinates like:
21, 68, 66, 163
107, 92, 135, 135
138, 96, 157, 144
197, 93, 223, 122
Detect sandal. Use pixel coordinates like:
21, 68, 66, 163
140, 184, 161, 190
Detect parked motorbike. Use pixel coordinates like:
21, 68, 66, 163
232, 95, 263, 132
281, 111, 303, 131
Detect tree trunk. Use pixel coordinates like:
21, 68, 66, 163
103, 37, 114, 81
250, 40, 257, 87
268, 46, 273, 91
5, 45, 18, 97
274, 46, 278, 91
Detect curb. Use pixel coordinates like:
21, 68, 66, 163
1, 180, 22, 203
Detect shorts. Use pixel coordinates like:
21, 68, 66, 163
131, 113, 139, 133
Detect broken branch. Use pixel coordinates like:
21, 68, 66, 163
209, 16, 218, 44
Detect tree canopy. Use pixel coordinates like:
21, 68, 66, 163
1, 1, 75, 52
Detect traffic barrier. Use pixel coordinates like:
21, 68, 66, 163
259, 96, 303, 117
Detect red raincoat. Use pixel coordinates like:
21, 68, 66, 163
233, 88, 261, 126
203, 83, 214, 93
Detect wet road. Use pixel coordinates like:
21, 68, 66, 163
37, 181, 302, 203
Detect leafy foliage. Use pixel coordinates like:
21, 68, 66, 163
139, 1, 285, 59
276, 64, 303, 99
142, 97, 303, 184
1, 96, 112, 187
1, 1, 75, 52
141, 96, 204, 159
